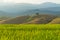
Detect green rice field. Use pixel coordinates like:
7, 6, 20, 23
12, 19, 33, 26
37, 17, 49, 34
0, 24, 60, 40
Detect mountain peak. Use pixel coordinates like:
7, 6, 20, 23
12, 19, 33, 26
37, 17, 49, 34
46, 2, 53, 3
41, 2, 57, 5
38, 2, 59, 8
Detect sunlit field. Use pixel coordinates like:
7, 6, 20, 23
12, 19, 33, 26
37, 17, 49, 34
0, 24, 60, 40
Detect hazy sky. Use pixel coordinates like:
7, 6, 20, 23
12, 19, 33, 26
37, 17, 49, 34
0, 0, 60, 4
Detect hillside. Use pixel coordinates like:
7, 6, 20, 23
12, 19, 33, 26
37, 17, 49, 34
0, 16, 30, 24
49, 18, 60, 24
26, 15, 56, 24
0, 14, 57, 24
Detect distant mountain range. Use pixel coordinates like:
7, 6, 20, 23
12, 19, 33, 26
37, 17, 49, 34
0, 2, 60, 17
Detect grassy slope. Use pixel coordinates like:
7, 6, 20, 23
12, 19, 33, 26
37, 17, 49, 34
0, 24, 60, 40
49, 18, 60, 24
0, 15, 57, 24
0, 16, 30, 24
26, 15, 57, 24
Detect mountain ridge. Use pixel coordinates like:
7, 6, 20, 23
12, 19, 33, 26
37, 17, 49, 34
0, 2, 60, 17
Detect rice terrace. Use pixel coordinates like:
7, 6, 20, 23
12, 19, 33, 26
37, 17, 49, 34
0, 0, 60, 40
0, 24, 59, 40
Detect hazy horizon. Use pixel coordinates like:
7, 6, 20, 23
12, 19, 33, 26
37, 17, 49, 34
0, 0, 60, 4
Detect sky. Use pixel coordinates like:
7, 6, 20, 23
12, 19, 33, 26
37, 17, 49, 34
0, 0, 60, 4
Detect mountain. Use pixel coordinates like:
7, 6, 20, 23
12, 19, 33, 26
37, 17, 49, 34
38, 2, 60, 8
0, 2, 60, 17
25, 7, 60, 16
0, 11, 9, 16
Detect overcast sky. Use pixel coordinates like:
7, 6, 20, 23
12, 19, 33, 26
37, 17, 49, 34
0, 0, 60, 4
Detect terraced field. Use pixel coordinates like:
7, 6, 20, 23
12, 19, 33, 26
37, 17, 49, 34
0, 24, 60, 40
49, 18, 60, 24
0, 15, 58, 24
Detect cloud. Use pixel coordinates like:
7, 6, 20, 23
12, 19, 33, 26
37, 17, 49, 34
0, 0, 60, 4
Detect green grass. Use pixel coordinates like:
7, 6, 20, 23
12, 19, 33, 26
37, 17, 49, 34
0, 24, 60, 40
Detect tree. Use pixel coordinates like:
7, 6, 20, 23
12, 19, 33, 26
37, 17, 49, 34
36, 13, 39, 16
